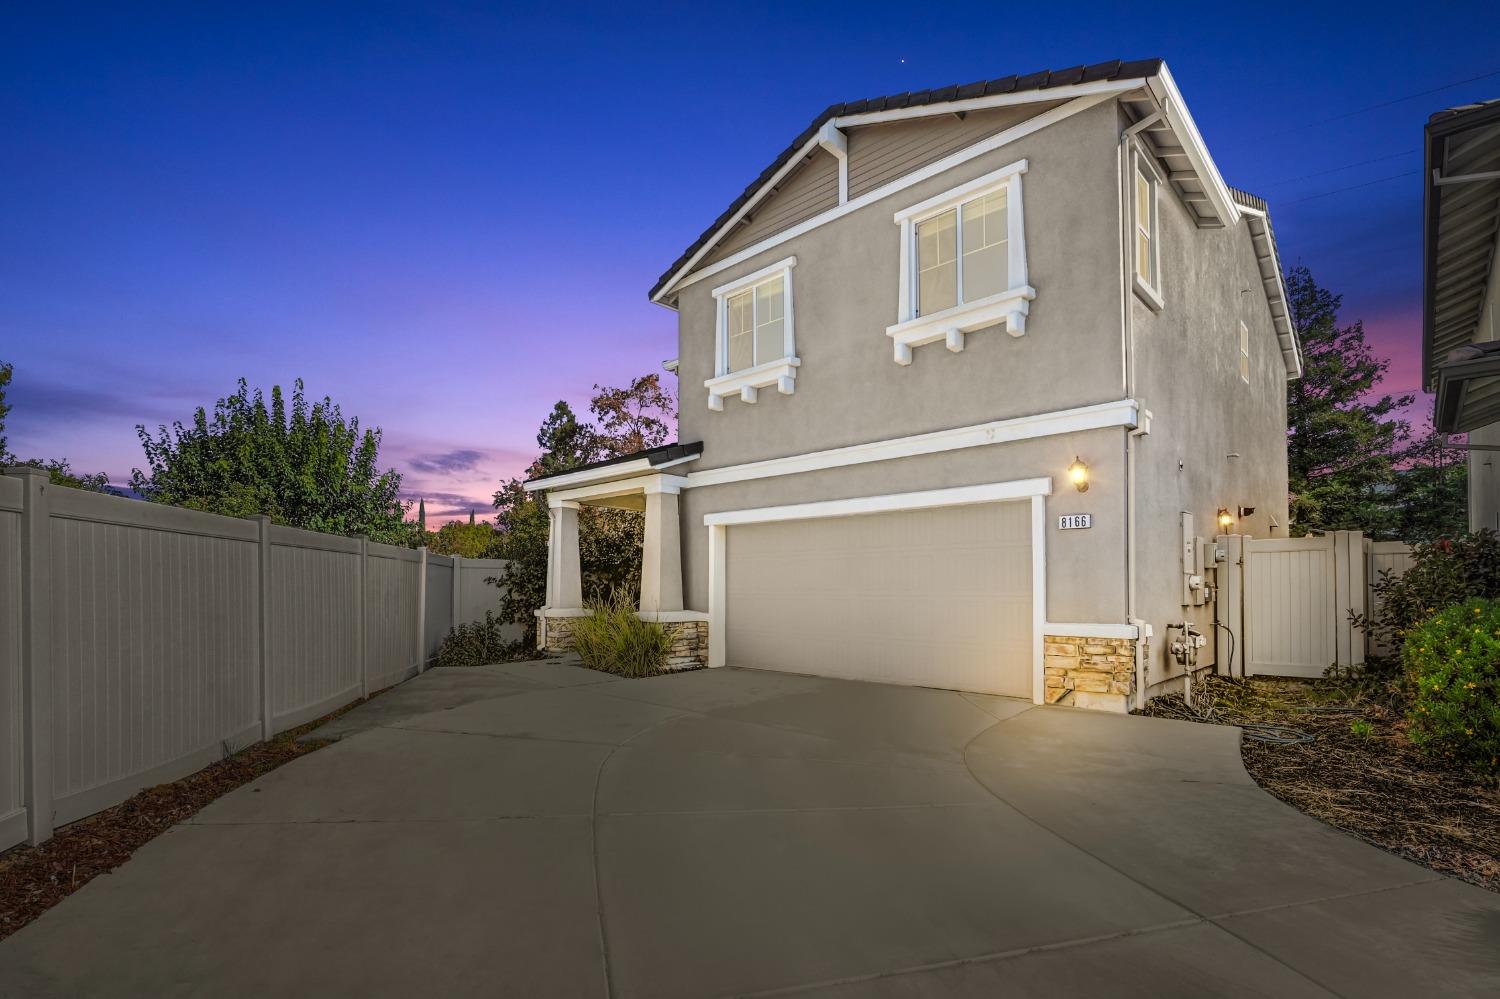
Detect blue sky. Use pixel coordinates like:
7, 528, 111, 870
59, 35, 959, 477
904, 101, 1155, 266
3, 2, 1499, 518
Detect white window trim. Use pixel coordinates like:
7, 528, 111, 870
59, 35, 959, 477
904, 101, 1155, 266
1239, 320, 1250, 384
703, 478, 1052, 704
707, 256, 798, 410
888, 159, 1033, 364
1131, 148, 1164, 312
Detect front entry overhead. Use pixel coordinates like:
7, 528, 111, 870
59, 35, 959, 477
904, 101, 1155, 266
724, 500, 1034, 697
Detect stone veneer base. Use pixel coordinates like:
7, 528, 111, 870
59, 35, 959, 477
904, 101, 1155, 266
538, 613, 709, 671
1043, 634, 1137, 713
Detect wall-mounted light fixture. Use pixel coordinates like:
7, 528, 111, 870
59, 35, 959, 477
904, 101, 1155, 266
1217, 507, 1235, 529
1067, 456, 1089, 492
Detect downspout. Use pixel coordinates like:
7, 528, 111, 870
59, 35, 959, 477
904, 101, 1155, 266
1120, 97, 1166, 707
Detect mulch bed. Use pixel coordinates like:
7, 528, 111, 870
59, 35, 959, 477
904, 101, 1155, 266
1139, 674, 1500, 893
0, 698, 369, 942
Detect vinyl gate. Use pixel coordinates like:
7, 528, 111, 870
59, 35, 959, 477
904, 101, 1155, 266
1222, 531, 1412, 679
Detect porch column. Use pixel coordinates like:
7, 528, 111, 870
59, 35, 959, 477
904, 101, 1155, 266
639, 479, 684, 615
548, 499, 583, 610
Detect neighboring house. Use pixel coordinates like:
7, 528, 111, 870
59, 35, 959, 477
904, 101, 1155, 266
1425, 98, 1500, 531
527, 58, 1301, 711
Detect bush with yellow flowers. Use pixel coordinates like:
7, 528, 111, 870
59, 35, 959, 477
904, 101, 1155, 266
1402, 598, 1500, 778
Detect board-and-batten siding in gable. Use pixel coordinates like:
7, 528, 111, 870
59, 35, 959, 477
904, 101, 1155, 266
705, 152, 840, 266
846, 100, 1063, 201
696, 99, 1067, 274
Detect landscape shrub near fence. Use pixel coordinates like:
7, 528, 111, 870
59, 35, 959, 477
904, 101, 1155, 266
0, 467, 518, 850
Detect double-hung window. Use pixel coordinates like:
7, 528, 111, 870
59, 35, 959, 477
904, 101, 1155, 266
706, 257, 798, 410
887, 159, 1033, 364
1132, 151, 1163, 310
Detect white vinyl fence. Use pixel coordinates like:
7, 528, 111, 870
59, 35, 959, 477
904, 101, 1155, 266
1, 467, 517, 851
1217, 531, 1414, 679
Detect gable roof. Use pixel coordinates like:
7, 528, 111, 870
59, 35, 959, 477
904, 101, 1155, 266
649, 59, 1165, 303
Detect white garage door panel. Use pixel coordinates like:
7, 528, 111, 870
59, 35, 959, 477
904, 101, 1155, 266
725, 501, 1032, 697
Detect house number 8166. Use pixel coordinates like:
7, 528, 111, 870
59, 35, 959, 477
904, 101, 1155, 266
1058, 514, 1092, 530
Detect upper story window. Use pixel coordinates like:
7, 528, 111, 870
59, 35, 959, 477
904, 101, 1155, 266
887, 159, 1034, 365
915, 189, 1008, 316
1132, 151, 1163, 311
1239, 320, 1250, 383
705, 257, 799, 411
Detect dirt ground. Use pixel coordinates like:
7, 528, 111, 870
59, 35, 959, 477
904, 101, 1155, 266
1140, 673, 1500, 893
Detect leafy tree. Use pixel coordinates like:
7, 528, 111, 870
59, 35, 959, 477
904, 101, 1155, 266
426, 517, 500, 558
0, 361, 113, 491
131, 378, 412, 543
1285, 266, 1413, 536
491, 375, 677, 639
1391, 428, 1468, 542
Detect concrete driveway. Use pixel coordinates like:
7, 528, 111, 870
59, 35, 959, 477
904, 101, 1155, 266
2, 659, 1498, 998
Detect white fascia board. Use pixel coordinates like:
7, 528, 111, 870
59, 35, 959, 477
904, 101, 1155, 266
524, 454, 698, 493
547, 474, 689, 507
1237, 204, 1304, 379
684, 398, 1140, 490
651, 91, 1119, 305
1151, 66, 1240, 227
703, 478, 1053, 527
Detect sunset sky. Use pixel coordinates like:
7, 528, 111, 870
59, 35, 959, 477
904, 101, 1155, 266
4, 3, 1499, 522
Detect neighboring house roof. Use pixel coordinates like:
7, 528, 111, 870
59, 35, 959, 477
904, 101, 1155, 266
1424, 97, 1500, 394
1229, 187, 1303, 379
525, 440, 703, 490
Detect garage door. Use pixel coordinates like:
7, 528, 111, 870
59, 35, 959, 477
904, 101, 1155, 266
725, 500, 1033, 697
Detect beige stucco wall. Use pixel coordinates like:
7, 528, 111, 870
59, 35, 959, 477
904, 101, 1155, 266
675, 98, 1128, 471
658, 94, 1293, 702
679, 427, 1129, 628
1128, 128, 1292, 693
1468, 245, 1500, 532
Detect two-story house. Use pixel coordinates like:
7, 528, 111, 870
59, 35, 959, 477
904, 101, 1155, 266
526, 58, 1301, 712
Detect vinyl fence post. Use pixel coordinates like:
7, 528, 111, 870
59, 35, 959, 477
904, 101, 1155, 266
358, 536, 370, 699
252, 515, 274, 740
416, 546, 428, 674
450, 554, 463, 632
9, 466, 54, 845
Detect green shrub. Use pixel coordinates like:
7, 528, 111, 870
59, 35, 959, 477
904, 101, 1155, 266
570, 590, 671, 678
1402, 598, 1500, 778
436, 612, 523, 668
1370, 531, 1500, 650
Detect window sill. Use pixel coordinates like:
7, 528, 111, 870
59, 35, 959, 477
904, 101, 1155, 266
705, 356, 801, 411
884, 285, 1036, 365
1132, 274, 1164, 313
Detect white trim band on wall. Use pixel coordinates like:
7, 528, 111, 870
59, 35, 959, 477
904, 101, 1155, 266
687, 399, 1140, 490
703, 477, 1052, 527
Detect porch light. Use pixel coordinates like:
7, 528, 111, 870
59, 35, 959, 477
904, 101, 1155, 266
1217, 507, 1235, 529
1067, 457, 1089, 492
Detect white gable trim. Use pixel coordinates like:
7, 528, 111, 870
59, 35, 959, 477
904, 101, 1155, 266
652, 90, 1121, 305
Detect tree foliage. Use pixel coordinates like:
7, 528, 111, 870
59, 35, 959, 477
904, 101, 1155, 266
426, 517, 500, 558
491, 374, 676, 639
131, 378, 412, 543
0, 361, 11, 464
1285, 266, 1413, 537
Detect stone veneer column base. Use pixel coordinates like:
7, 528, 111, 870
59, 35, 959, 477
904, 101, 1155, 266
538, 610, 709, 670
660, 620, 709, 671
1043, 634, 1137, 713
